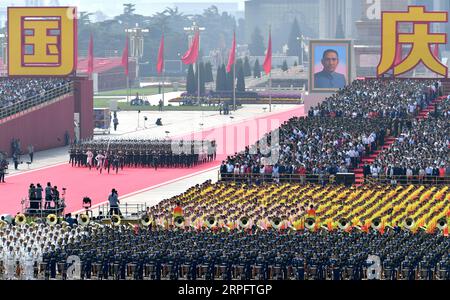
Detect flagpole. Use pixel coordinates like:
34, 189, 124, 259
162, 67, 165, 106
197, 30, 201, 106
161, 29, 165, 107
127, 74, 130, 104
269, 26, 272, 113
233, 59, 236, 112
197, 62, 200, 106
269, 70, 272, 112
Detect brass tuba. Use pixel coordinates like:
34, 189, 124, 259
205, 216, 216, 228
111, 214, 121, 226
270, 217, 282, 230
174, 216, 185, 228
15, 213, 27, 225
338, 218, 350, 231
239, 216, 250, 229
79, 214, 90, 226
140, 214, 152, 227
305, 217, 316, 230
371, 218, 382, 230
436, 218, 447, 230
46, 214, 57, 226
403, 218, 415, 230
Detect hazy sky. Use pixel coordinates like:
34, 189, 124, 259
1, 0, 245, 16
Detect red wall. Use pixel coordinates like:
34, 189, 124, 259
74, 77, 94, 140
0, 95, 75, 154
0, 77, 94, 155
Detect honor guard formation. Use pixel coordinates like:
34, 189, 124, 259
69, 139, 217, 173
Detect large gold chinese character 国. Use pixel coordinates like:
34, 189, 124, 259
8, 7, 77, 76
377, 6, 448, 77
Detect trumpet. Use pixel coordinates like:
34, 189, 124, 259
371, 218, 382, 230
111, 214, 121, 226
79, 214, 90, 226
403, 218, 415, 230
15, 213, 27, 225
239, 217, 250, 229
47, 214, 57, 226
205, 216, 216, 228
436, 218, 447, 230
140, 214, 152, 227
305, 217, 316, 230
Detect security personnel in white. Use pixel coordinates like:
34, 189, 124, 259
4, 245, 16, 280
21, 246, 35, 280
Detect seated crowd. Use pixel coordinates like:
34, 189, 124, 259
220, 79, 446, 182
370, 96, 450, 179
221, 117, 388, 180
0, 78, 72, 110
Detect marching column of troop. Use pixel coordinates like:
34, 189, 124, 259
69, 139, 217, 172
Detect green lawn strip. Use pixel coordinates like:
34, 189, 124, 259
95, 86, 170, 96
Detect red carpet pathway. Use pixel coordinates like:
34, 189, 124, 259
0, 106, 305, 215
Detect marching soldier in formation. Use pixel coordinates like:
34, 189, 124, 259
68, 139, 217, 172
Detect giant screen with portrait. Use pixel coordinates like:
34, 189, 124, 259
309, 40, 352, 93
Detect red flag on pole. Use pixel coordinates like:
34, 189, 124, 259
394, 42, 402, 67
157, 34, 164, 74
87, 33, 94, 75
263, 29, 272, 75
433, 44, 440, 60
181, 30, 199, 65
226, 31, 236, 73
121, 37, 129, 76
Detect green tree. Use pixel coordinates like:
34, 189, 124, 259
294, 61, 298, 67
204, 62, 214, 83
216, 64, 227, 91
336, 15, 345, 39
282, 60, 288, 72
243, 56, 252, 77
249, 27, 265, 56
236, 60, 245, 92
287, 18, 301, 58
253, 59, 261, 78
225, 66, 234, 91
186, 64, 196, 95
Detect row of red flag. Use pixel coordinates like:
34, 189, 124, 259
86, 30, 274, 76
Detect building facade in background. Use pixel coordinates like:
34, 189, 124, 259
245, 0, 320, 52
319, 0, 362, 39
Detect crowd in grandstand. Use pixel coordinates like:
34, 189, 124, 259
69, 139, 217, 172
220, 79, 446, 182
221, 117, 388, 180
0, 78, 72, 109
371, 96, 450, 179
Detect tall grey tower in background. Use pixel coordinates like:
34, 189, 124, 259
25, 0, 60, 5
25, 0, 44, 6
354, 0, 412, 76
319, 0, 361, 39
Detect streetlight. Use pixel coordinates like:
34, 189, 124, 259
125, 23, 149, 80
0, 33, 7, 72
296, 35, 309, 67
